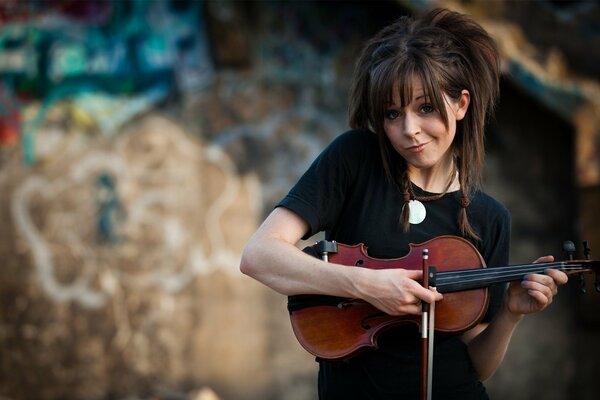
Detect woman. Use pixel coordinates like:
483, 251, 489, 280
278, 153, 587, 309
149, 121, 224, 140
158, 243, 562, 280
240, 8, 568, 399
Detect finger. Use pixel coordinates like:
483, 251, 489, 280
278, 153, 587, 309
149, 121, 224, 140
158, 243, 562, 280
533, 255, 554, 264
524, 275, 555, 290
405, 303, 423, 315
525, 272, 556, 287
411, 283, 443, 303
403, 269, 423, 280
391, 302, 422, 316
522, 279, 554, 300
526, 288, 552, 306
545, 268, 569, 285
393, 271, 443, 303
412, 298, 422, 308
539, 273, 560, 295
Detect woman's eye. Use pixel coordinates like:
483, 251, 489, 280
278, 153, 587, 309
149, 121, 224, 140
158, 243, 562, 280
386, 110, 400, 120
420, 104, 434, 114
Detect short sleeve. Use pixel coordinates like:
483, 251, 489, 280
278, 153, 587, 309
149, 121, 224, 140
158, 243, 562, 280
276, 130, 371, 239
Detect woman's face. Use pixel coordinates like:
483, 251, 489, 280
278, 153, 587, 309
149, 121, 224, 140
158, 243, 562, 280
383, 77, 469, 173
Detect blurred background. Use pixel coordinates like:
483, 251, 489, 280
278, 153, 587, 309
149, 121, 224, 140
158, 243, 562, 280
1, 0, 599, 399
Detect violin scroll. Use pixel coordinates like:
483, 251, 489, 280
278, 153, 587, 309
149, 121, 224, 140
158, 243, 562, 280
580, 240, 600, 292
562, 239, 600, 293
583, 241, 600, 292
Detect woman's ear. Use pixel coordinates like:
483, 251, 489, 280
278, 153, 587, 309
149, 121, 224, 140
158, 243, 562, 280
455, 90, 470, 121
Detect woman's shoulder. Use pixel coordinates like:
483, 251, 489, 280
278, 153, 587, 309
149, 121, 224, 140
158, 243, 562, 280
318, 129, 380, 168
330, 128, 378, 152
471, 190, 511, 222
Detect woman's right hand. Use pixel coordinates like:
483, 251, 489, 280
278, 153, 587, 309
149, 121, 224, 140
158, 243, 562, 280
352, 267, 443, 315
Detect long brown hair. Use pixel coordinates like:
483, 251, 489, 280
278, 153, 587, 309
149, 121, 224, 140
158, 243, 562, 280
348, 8, 500, 240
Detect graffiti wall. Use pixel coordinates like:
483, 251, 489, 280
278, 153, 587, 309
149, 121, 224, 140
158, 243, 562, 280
0, 1, 398, 399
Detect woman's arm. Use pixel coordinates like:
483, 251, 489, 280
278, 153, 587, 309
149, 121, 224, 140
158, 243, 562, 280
240, 207, 441, 315
240, 207, 359, 297
464, 256, 569, 381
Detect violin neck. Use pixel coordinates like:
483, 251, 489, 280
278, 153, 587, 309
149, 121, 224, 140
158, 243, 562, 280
435, 261, 595, 293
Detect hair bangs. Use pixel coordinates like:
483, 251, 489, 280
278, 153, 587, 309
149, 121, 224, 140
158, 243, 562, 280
368, 56, 418, 133
393, 60, 417, 109
414, 61, 450, 128
367, 58, 398, 133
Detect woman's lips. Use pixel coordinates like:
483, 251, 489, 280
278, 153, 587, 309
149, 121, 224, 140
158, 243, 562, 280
406, 142, 428, 152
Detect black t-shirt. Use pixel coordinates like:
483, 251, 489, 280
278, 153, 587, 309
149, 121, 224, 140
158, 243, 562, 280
277, 129, 511, 399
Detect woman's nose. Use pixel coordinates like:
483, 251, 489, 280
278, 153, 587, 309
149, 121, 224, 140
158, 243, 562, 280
402, 112, 420, 137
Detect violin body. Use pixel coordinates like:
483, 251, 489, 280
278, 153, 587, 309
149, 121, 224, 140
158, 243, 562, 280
288, 236, 489, 360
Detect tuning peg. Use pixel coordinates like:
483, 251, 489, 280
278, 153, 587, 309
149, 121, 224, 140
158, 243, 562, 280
563, 241, 576, 260
563, 241, 583, 292
580, 241, 600, 292
579, 275, 587, 294
583, 240, 591, 260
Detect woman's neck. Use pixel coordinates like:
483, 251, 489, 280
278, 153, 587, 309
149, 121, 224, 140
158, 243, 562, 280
407, 159, 459, 194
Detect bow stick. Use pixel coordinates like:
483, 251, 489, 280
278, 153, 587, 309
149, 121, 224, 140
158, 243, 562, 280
421, 249, 437, 400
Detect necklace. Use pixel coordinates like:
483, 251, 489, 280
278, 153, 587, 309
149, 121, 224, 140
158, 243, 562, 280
406, 199, 426, 224
405, 168, 458, 225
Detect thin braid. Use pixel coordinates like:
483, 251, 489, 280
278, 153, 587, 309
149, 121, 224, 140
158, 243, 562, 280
400, 168, 412, 232
457, 160, 480, 240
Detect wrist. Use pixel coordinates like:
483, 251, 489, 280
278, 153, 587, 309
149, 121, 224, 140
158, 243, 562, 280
500, 301, 525, 324
330, 261, 365, 300
347, 265, 370, 300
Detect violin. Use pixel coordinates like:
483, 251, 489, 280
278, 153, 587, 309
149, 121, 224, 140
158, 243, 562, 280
287, 235, 599, 361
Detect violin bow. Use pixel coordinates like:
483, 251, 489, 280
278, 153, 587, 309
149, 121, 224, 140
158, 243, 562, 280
421, 250, 437, 400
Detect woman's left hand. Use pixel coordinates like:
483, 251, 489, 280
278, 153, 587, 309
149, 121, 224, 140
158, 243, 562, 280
505, 255, 569, 317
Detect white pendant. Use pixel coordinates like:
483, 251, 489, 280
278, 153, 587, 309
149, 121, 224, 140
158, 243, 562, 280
407, 199, 426, 224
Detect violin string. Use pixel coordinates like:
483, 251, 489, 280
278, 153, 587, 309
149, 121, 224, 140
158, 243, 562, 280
436, 262, 566, 277
438, 268, 583, 283
435, 262, 585, 282
436, 266, 585, 283
436, 259, 598, 280
435, 265, 588, 291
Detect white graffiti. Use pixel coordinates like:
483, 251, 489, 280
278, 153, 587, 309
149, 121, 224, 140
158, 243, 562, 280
11, 117, 260, 308
11, 152, 126, 308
